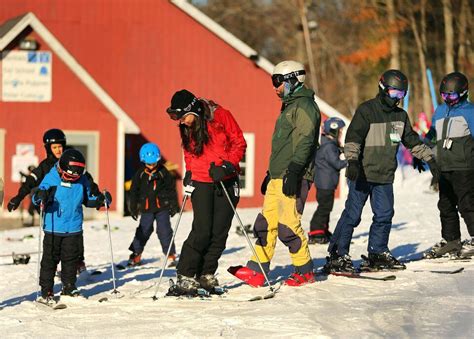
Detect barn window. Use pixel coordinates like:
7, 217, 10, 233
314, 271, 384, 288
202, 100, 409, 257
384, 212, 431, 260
239, 133, 254, 197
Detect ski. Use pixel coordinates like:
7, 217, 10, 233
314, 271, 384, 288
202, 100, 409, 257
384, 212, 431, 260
412, 267, 464, 274
402, 255, 471, 264
35, 298, 67, 310
327, 271, 397, 281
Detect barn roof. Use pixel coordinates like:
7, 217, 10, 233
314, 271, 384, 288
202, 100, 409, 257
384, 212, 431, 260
171, 0, 349, 124
0, 12, 140, 134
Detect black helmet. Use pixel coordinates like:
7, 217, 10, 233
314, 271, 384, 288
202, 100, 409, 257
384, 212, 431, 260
43, 129, 66, 155
379, 69, 408, 92
439, 72, 468, 105
378, 70, 408, 107
43, 128, 66, 145
58, 149, 86, 181
166, 89, 203, 121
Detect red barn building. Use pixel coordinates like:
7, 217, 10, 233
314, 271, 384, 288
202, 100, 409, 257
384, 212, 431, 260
0, 0, 347, 215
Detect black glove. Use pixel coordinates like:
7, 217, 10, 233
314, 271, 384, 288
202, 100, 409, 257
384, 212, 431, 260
96, 192, 112, 210
169, 202, 179, 217
89, 182, 100, 196
183, 171, 192, 186
129, 201, 139, 220
7, 195, 22, 212
346, 160, 360, 181
282, 162, 302, 197
260, 171, 271, 195
35, 190, 50, 205
427, 158, 440, 184
209, 161, 236, 183
412, 157, 426, 173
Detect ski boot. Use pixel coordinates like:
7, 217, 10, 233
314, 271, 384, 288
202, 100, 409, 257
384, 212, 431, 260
199, 274, 226, 295
37, 291, 55, 306
360, 251, 406, 271
61, 284, 80, 297
76, 260, 86, 275
323, 253, 355, 273
167, 275, 201, 296
285, 271, 315, 286
308, 229, 332, 245
127, 252, 142, 267
423, 239, 462, 259
459, 238, 474, 258
228, 265, 265, 287
236, 224, 253, 237
167, 254, 178, 268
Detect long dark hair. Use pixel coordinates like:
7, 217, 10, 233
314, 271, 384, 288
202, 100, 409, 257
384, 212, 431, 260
179, 100, 211, 156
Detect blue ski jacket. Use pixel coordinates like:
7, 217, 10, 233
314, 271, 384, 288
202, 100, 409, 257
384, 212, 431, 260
429, 100, 474, 171
33, 165, 99, 235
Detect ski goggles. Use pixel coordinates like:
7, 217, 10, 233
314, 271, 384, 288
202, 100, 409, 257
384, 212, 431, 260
271, 70, 306, 88
387, 87, 406, 99
166, 97, 198, 120
441, 92, 460, 103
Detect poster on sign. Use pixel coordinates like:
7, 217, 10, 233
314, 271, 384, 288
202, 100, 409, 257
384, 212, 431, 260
11, 143, 39, 183
1, 51, 52, 102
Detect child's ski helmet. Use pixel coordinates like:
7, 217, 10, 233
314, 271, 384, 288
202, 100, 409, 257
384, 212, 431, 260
139, 143, 161, 164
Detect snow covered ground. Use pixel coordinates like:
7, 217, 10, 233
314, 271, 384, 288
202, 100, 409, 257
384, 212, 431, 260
0, 169, 473, 338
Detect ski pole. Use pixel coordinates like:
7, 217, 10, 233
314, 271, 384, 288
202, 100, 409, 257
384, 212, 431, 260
219, 181, 273, 291
152, 188, 192, 300
103, 190, 119, 295
36, 203, 44, 300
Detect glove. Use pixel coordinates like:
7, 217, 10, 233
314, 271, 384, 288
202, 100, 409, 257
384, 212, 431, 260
96, 192, 113, 210
346, 160, 360, 181
260, 171, 271, 195
169, 201, 179, 217
209, 161, 236, 183
427, 158, 440, 184
7, 195, 22, 212
183, 171, 192, 187
129, 201, 139, 220
412, 157, 426, 173
35, 190, 50, 205
89, 182, 100, 196
282, 162, 302, 197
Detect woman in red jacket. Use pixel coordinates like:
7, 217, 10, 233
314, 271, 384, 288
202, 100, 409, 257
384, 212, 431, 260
166, 89, 246, 295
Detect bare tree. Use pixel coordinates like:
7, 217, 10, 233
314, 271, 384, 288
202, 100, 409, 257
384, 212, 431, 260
442, 0, 455, 73
408, 0, 432, 118
387, 0, 400, 69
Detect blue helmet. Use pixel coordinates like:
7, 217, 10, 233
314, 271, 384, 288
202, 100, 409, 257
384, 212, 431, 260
139, 143, 161, 164
323, 117, 346, 137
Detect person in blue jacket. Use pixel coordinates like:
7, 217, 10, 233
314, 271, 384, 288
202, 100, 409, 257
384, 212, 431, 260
33, 149, 110, 301
308, 117, 348, 244
421, 72, 474, 258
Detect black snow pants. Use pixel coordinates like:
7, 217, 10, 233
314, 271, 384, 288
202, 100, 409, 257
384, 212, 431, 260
40, 232, 82, 295
310, 188, 335, 233
438, 170, 474, 241
177, 178, 239, 278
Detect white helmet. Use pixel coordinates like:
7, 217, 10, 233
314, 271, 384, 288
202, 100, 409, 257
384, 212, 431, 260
272, 60, 306, 87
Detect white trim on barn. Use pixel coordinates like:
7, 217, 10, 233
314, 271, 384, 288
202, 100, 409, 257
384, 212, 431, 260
0, 12, 140, 134
171, 0, 349, 126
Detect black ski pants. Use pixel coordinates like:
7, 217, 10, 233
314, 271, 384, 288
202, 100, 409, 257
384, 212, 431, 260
310, 189, 335, 232
438, 170, 474, 241
177, 179, 239, 278
40, 232, 82, 294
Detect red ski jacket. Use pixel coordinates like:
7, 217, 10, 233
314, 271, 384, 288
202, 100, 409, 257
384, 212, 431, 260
184, 106, 246, 183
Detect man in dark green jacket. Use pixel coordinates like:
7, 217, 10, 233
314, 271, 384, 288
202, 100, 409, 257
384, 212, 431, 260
325, 69, 439, 273
229, 60, 321, 287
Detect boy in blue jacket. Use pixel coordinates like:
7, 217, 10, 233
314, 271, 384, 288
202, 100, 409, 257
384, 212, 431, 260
421, 72, 474, 258
33, 149, 109, 302
309, 117, 347, 244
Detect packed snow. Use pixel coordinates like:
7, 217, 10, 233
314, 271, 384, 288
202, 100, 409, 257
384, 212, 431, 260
0, 169, 473, 338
